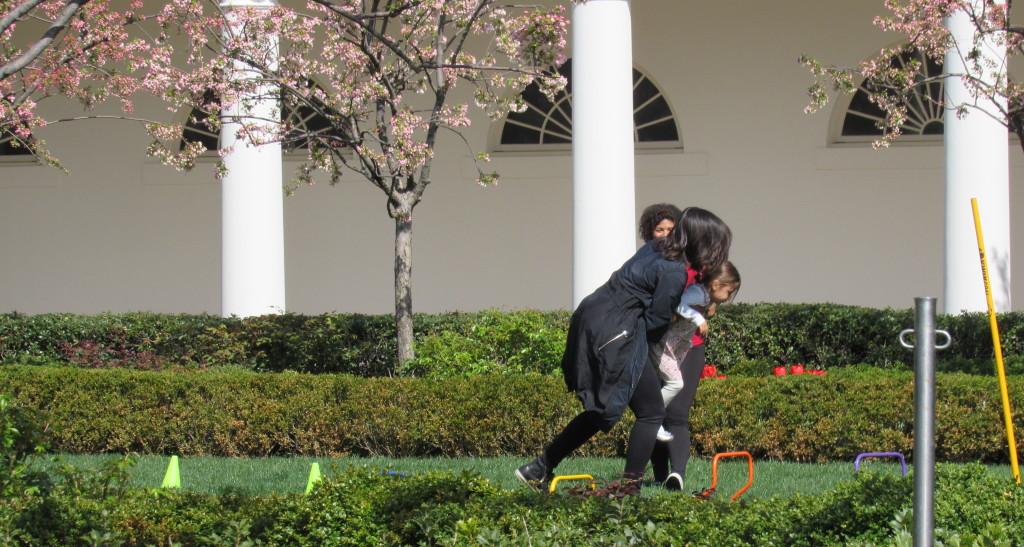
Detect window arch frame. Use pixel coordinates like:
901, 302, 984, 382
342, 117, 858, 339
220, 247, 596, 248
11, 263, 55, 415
828, 44, 973, 147
827, 41, 1024, 147
177, 81, 346, 158
489, 61, 684, 154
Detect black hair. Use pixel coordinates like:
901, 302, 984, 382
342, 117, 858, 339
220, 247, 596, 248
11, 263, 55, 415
653, 206, 731, 270
638, 203, 683, 242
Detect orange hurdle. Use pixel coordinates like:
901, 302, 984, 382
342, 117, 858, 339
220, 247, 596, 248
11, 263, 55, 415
695, 451, 754, 502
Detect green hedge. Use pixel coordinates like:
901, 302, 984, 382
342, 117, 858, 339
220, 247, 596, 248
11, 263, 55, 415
3, 461, 1022, 546
3, 364, 1023, 463
0, 310, 570, 376
708, 304, 1024, 375
2, 305, 1023, 376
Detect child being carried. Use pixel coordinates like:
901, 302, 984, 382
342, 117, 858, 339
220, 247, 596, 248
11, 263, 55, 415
651, 261, 740, 442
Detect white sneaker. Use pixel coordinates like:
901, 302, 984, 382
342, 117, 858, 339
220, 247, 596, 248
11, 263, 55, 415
656, 426, 674, 442
664, 472, 684, 491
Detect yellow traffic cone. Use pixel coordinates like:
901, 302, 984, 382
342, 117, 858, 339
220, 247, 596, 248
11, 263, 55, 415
304, 462, 322, 494
160, 455, 181, 489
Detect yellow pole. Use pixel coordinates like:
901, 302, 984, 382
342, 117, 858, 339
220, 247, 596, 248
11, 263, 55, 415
971, 198, 1021, 484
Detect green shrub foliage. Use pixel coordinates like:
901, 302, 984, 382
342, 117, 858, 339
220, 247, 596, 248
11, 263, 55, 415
403, 310, 567, 377
2, 365, 1023, 463
1, 462, 1022, 545
3, 306, 1022, 376
0, 310, 571, 377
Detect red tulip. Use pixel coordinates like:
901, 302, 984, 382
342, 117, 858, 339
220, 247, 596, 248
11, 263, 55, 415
790, 364, 805, 375
772, 366, 788, 377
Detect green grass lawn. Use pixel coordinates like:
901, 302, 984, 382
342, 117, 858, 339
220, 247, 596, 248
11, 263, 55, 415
32, 454, 1015, 501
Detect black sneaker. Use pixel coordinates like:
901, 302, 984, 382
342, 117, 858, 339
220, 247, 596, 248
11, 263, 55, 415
663, 472, 684, 491
515, 457, 552, 490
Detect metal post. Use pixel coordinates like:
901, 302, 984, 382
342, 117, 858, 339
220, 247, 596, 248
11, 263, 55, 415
899, 297, 951, 547
913, 297, 936, 547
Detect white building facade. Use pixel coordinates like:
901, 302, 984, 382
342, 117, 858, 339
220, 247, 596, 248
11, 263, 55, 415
0, 0, 1019, 315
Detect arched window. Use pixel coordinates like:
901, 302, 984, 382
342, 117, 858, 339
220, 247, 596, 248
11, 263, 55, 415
180, 88, 344, 153
0, 134, 33, 156
498, 59, 681, 148
281, 97, 340, 150
835, 48, 944, 143
180, 90, 222, 152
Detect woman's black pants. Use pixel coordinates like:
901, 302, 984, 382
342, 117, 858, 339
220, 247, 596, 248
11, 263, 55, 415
541, 359, 666, 479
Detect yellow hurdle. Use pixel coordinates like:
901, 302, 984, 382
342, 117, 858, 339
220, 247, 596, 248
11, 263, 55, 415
971, 198, 1021, 485
548, 474, 596, 494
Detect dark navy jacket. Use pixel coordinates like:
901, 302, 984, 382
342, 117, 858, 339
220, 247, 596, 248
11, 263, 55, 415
560, 242, 687, 430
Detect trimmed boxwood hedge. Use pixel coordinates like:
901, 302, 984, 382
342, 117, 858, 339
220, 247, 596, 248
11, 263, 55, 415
2, 305, 1024, 375
0, 310, 571, 376
6, 464, 1024, 546
5, 462, 1022, 545
3, 364, 1023, 462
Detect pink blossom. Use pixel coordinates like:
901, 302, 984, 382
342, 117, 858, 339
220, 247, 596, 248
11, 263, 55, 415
803, 0, 1021, 150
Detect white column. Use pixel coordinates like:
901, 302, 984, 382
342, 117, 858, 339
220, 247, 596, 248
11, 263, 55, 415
944, 1, 1010, 313
220, 0, 285, 317
571, 0, 635, 308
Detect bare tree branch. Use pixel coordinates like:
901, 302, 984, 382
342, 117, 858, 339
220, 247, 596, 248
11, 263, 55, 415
309, 0, 424, 73
447, 0, 487, 61
0, 0, 46, 35
0, 0, 90, 80
438, 123, 488, 173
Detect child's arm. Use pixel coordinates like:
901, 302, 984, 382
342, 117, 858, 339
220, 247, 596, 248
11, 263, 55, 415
676, 285, 709, 335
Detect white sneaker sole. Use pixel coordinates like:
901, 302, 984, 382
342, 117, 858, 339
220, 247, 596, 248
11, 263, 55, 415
664, 473, 684, 491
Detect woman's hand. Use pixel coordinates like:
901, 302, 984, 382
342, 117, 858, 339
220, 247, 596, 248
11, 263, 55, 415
705, 303, 717, 317
698, 322, 709, 336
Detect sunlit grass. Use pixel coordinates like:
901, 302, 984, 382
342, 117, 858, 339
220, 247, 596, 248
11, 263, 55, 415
32, 454, 1014, 501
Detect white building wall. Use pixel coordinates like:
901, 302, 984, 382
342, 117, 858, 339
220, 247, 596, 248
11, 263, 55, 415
1, 0, 1021, 314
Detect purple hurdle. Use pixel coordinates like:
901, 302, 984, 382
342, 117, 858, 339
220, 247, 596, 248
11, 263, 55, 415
854, 451, 908, 477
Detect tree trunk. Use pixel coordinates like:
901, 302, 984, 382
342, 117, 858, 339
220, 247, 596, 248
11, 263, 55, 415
394, 214, 414, 367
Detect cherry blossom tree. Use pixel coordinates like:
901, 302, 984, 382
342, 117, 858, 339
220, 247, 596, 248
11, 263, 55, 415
3, 0, 570, 364
0, 1, 200, 168
801, 0, 1024, 151
148, 0, 570, 364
